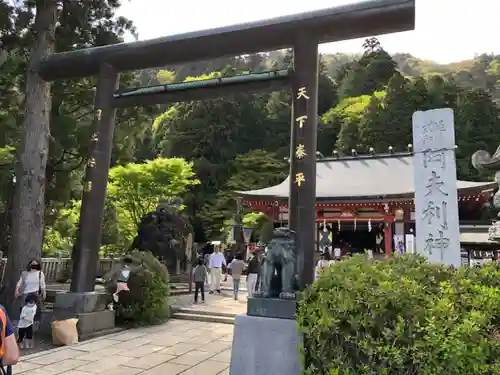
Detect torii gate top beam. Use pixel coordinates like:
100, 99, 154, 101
35, 0, 414, 81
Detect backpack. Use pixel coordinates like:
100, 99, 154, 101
0, 307, 11, 375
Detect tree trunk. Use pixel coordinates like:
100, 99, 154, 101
1, 0, 57, 313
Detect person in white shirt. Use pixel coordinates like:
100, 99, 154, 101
15, 259, 46, 329
209, 246, 226, 294
17, 294, 37, 349
315, 252, 330, 280
333, 246, 342, 259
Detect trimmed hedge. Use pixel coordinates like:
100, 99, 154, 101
109, 251, 170, 326
297, 254, 500, 375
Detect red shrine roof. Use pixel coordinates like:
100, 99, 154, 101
236, 153, 496, 201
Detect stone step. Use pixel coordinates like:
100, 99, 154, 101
172, 312, 235, 325
44, 287, 191, 304
174, 307, 237, 318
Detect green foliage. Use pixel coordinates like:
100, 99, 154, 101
199, 149, 287, 238
42, 158, 197, 257
338, 38, 397, 99
242, 212, 274, 244
42, 227, 73, 257
115, 251, 170, 326
2, 8, 499, 257
107, 157, 199, 231
156, 70, 176, 84
221, 211, 273, 244
297, 255, 500, 375
0, 146, 15, 165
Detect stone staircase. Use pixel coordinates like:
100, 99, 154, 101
171, 307, 237, 325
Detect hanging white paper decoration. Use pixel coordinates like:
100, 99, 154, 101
338, 219, 341, 231
368, 219, 372, 232
354, 218, 357, 231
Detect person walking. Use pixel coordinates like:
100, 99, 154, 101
14, 259, 46, 330
229, 253, 245, 300
246, 252, 260, 298
209, 246, 226, 294
203, 253, 211, 286
17, 294, 37, 349
193, 258, 208, 303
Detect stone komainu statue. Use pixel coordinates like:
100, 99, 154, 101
472, 146, 500, 241
254, 227, 297, 300
130, 198, 188, 273
472, 145, 500, 210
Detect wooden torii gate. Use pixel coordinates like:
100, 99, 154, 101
36, 0, 415, 294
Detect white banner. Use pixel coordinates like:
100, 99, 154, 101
405, 234, 415, 254
242, 228, 253, 244
412, 108, 461, 266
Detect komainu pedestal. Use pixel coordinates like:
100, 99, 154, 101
229, 314, 301, 375
230, 227, 301, 375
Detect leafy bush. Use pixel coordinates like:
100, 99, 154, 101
111, 251, 170, 326
297, 254, 500, 375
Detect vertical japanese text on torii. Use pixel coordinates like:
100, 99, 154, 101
294, 87, 309, 187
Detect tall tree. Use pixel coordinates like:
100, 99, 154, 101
338, 38, 396, 99
379, 72, 413, 150
455, 89, 500, 180
4, 0, 57, 309
201, 149, 287, 238
358, 95, 386, 152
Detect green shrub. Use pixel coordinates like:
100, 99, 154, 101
297, 254, 500, 375
113, 251, 170, 326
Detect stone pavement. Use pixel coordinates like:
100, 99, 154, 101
14, 284, 249, 374
14, 320, 234, 375
171, 290, 248, 315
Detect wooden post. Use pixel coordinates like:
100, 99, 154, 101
70, 64, 118, 293
290, 33, 319, 289
384, 222, 393, 258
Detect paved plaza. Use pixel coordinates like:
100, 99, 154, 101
15, 319, 233, 375
13, 290, 247, 375
171, 289, 248, 314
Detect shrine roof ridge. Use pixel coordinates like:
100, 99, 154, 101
35, 0, 415, 80
318, 151, 412, 162
237, 154, 497, 200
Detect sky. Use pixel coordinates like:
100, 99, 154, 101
117, 0, 500, 64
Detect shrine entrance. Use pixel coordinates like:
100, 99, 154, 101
318, 217, 391, 257
333, 222, 379, 254
36, 0, 414, 293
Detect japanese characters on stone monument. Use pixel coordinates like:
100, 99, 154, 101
412, 108, 460, 266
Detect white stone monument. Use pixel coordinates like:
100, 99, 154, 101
412, 108, 461, 267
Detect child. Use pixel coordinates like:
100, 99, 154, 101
108, 256, 133, 311
193, 258, 208, 303
113, 256, 133, 303
18, 294, 37, 349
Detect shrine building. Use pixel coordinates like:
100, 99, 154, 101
237, 152, 497, 258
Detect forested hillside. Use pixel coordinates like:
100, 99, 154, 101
1, 1, 499, 252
